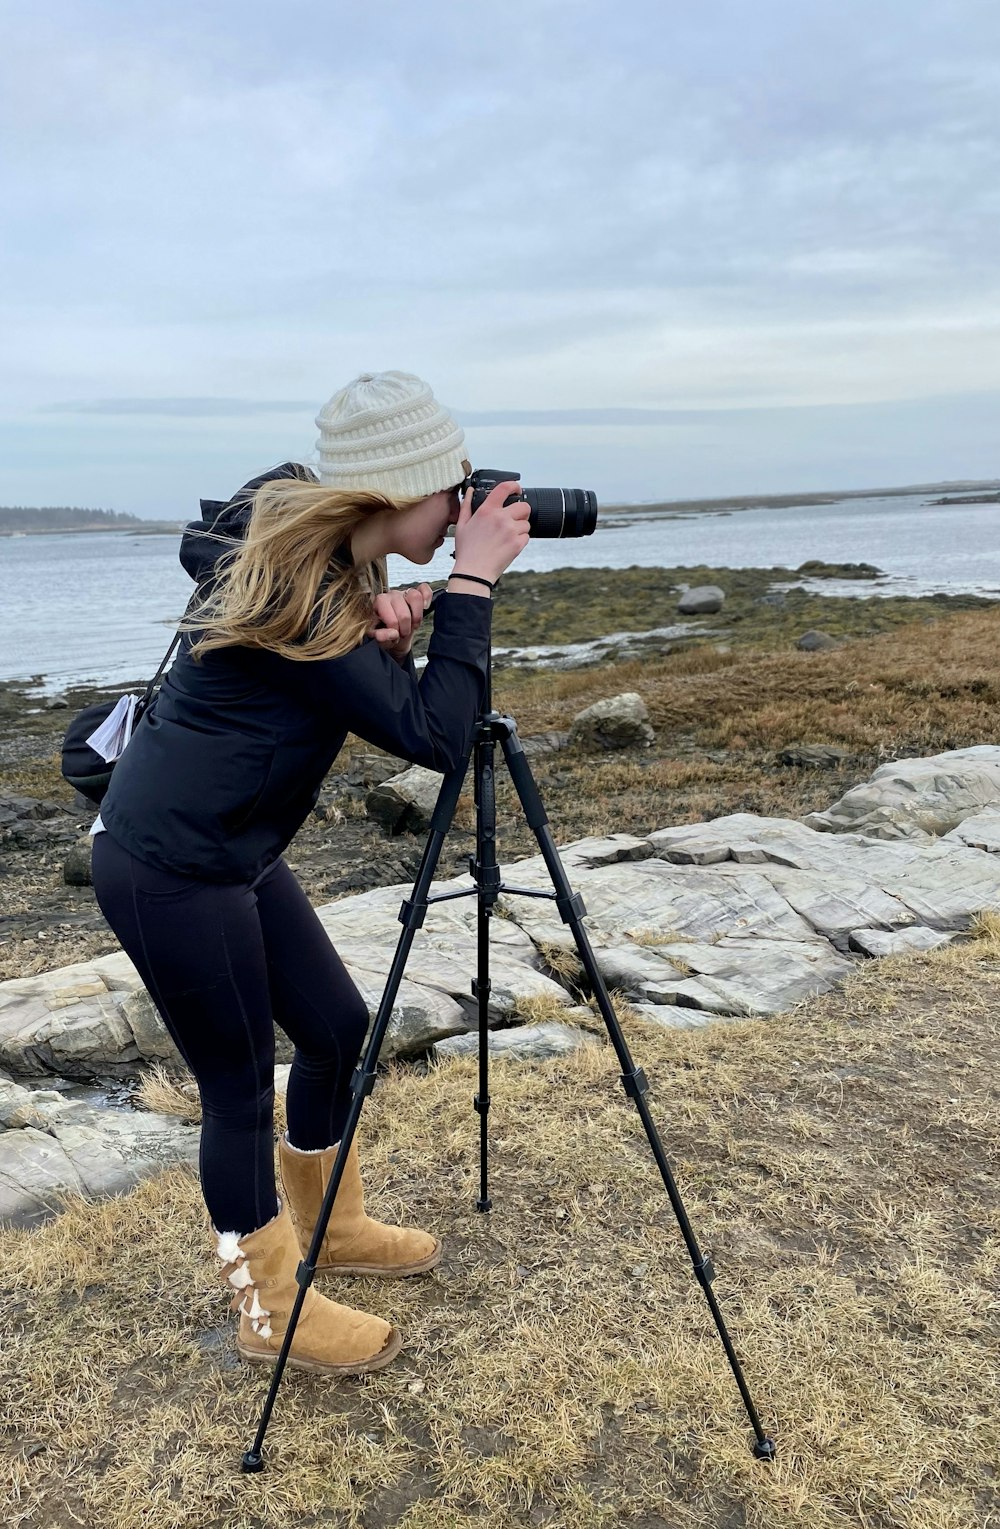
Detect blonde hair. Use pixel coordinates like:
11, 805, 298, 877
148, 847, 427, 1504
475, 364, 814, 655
178, 471, 428, 663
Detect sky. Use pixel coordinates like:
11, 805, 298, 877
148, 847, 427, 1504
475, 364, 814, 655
2, 0, 998, 517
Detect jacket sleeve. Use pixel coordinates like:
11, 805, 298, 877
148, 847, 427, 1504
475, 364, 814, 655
250, 590, 493, 774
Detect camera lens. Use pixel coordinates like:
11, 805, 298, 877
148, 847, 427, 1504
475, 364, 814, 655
469, 469, 598, 539
521, 487, 598, 539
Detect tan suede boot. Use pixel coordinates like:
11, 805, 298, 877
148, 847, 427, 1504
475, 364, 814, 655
214, 1197, 402, 1374
278, 1132, 442, 1278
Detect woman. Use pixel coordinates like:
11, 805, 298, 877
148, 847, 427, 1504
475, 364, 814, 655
90, 370, 531, 1376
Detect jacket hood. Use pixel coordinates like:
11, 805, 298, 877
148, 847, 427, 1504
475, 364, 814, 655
179, 461, 320, 584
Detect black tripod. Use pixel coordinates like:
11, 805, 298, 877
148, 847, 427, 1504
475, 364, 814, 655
240, 611, 776, 1473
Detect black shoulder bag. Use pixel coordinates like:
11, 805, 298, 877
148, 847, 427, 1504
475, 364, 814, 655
60, 608, 192, 807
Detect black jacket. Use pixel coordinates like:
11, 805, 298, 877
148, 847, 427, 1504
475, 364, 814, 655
99, 462, 493, 883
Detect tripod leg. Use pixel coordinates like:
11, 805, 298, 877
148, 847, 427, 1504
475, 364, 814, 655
241, 755, 471, 1472
474, 889, 493, 1211
495, 724, 776, 1462
470, 725, 501, 1212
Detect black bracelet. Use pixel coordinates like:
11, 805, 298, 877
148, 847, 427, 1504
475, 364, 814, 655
448, 572, 496, 592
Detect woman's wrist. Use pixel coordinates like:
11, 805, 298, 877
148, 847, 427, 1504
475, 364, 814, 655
447, 569, 495, 598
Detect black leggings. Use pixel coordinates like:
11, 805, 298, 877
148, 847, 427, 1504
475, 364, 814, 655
90, 829, 370, 1237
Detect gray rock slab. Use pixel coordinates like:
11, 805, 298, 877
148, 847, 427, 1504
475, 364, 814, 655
588, 943, 691, 992
777, 745, 850, 769
943, 810, 1000, 854
796, 630, 839, 651
120, 991, 187, 1067
347, 941, 570, 1021
6, 748, 1000, 1104
806, 745, 1000, 839
314, 876, 538, 958
642, 938, 854, 1015
433, 1021, 598, 1061
757, 866, 915, 949
647, 815, 815, 867
641, 814, 1000, 934
314, 883, 576, 1047
556, 833, 658, 869
343, 969, 472, 1058
499, 855, 821, 948
0, 1077, 199, 1228
848, 927, 958, 958
0, 989, 141, 1078
626, 999, 736, 1029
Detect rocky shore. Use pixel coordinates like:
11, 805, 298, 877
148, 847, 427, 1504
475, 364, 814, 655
4, 741, 1000, 1226
3, 558, 993, 984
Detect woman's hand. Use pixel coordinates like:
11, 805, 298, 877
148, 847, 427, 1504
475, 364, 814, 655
367, 584, 434, 662
452, 477, 531, 581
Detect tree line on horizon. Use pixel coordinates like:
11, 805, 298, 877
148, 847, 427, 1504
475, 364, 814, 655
0, 505, 143, 530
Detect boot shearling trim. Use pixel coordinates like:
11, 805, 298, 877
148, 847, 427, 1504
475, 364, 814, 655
283, 1131, 342, 1156
214, 1203, 286, 1342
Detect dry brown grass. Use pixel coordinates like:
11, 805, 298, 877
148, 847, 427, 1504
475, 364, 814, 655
3, 930, 998, 1529
499, 606, 1000, 760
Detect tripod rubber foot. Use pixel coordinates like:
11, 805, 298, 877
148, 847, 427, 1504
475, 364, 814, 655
241, 1450, 265, 1473
752, 1437, 776, 1462
476, 1197, 492, 1213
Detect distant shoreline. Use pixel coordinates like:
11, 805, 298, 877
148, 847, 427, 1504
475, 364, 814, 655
3, 479, 998, 533
601, 479, 1000, 516
0, 523, 185, 537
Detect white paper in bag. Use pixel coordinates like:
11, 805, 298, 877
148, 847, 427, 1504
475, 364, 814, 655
86, 694, 139, 763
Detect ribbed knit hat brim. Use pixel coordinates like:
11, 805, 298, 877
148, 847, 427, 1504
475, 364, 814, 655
314, 371, 467, 498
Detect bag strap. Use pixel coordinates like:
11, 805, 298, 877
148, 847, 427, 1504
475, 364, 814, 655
137, 590, 199, 712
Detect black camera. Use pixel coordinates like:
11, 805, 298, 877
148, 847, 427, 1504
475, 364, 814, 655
464, 468, 598, 539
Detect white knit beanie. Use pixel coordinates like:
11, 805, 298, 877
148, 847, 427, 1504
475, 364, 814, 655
314, 371, 468, 498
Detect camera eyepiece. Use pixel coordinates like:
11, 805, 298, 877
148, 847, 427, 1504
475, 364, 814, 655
465, 468, 598, 539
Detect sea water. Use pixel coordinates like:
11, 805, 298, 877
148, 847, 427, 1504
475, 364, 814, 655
1, 492, 997, 694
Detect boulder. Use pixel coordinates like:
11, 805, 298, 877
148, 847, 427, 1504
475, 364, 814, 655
796, 630, 839, 652
341, 751, 410, 788
63, 835, 94, 886
366, 764, 445, 834
677, 585, 725, 615
568, 693, 655, 752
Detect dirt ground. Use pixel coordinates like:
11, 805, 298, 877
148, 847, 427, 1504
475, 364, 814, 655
2, 933, 998, 1527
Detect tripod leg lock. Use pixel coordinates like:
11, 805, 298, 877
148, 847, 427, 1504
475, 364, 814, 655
620, 1067, 650, 1100
693, 1256, 716, 1288
474, 1091, 490, 1116
295, 1259, 312, 1290
471, 977, 491, 999
398, 895, 428, 929
351, 1065, 376, 1101
557, 891, 587, 923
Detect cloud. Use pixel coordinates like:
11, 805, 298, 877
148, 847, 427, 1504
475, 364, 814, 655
38, 398, 316, 417
1, 0, 998, 507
